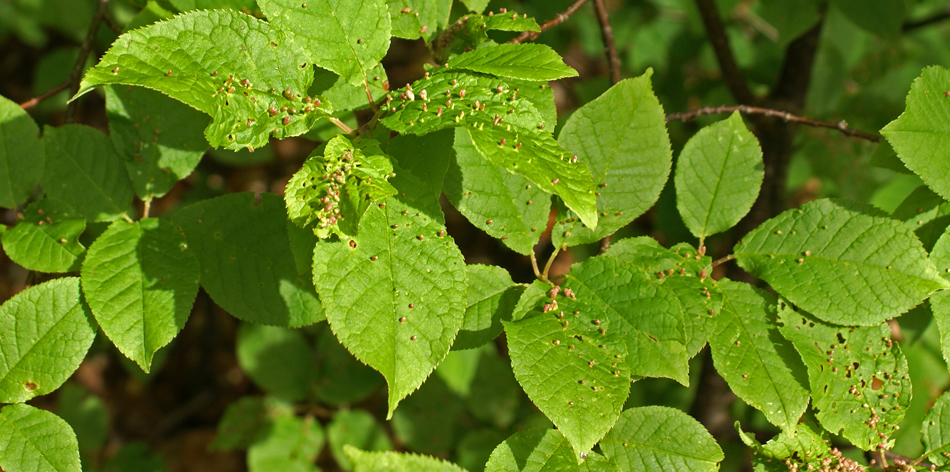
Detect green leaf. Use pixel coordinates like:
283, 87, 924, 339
891, 185, 950, 252
75, 10, 331, 150
552, 72, 672, 247
285, 135, 397, 238
258, 0, 390, 85
236, 323, 314, 402
172, 192, 324, 327
41, 124, 134, 221
0, 278, 96, 403
734, 199, 949, 326
344, 445, 468, 472
247, 414, 324, 472
930, 228, 950, 367
2, 199, 86, 273
708, 280, 808, 431
0, 94, 44, 208
57, 383, 109, 454
483, 428, 578, 472
391, 375, 464, 453
103, 442, 167, 472
310, 64, 389, 112
882, 66, 950, 201
435, 348, 481, 396
388, 0, 451, 40
387, 130, 454, 209
453, 264, 523, 350
459, 0, 487, 13
81, 218, 200, 372
759, 0, 821, 47
446, 44, 577, 81
381, 71, 597, 228
312, 327, 385, 405
504, 280, 632, 458
466, 348, 521, 429
211, 396, 269, 451
432, 12, 539, 64
778, 305, 912, 450
0, 404, 80, 472
674, 112, 763, 242
830, 0, 904, 38
168, 0, 257, 12
104, 85, 210, 199
328, 410, 392, 471
599, 406, 723, 472
312, 188, 466, 417
736, 421, 843, 472
444, 128, 549, 255
923, 391, 950, 468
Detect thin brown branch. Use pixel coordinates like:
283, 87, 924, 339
666, 105, 881, 142
693, 0, 755, 104
903, 3, 950, 32
509, 0, 590, 44
19, 81, 71, 110
65, 0, 110, 123
592, 0, 621, 84
103, 12, 122, 35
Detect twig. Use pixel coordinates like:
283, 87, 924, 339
362, 79, 379, 113
103, 12, 122, 35
903, 3, 950, 32
693, 0, 755, 104
592, 0, 621, 84
19, 81, 71, 110
666, 105, 881, 142
711, 254, 735, 268
541, 246, 561, 282
65, 0, 111, 123
328, 116, 356, 135
509, 0, 591, 44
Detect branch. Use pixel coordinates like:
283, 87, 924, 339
666, 105, 881, 142
509, 0, 590, 44
592, 0, 621, 84
693, 0, 755, 104
19, 81, 71, 110
65, 0, 111, 123
903, 3, 950, 32
103, 12, 122, 35
711, 254, 735, 268
328, 116, 355, 135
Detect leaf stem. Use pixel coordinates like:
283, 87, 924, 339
19, 81, 71, 110
541, 246, 561, 282
65, 0, 110, 123
666, 105, 881, 142
530, 252, 542, 279
142, 199, 151, 219
711, 254, 735, 268
362, 78, 379, 113
509, 0, 591, 44
328, 116, 356, 135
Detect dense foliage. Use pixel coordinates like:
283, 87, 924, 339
2, 0, 950, 471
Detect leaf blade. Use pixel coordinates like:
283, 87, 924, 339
0, 404, 80, 472
445, 43, 577, 81
0, 95, 44, 208
600, 406, 723, 472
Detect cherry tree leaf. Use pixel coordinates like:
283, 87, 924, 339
737, 421, 842, 472
929, 228, 950, 367
891, 185, 950, 252
2, 199, 85, 273
778, 304, 912, 450
599, 406, 723, 472
312, 168, 466, 416
444, 128, 550, 255
552, 71, 671, 247
327, 409, 392, 471
922, 391, 950, 468
675, 111, 763, 242
445, 44, 577, 81
81, 218, 199, 372
344, 445, 467, 472
104, 85, 209, 200
285, 135, 397, 238
259, 0, 390, 86
248, 413, 324, 472
0, 278, 96, 403
381, 71, 597, 228
433, 11, 539, 64
452, 264, 523, 351
734, 199, 949, 326
173, 192, 323, 327
708, 280, 809, 431
882, 66, 950, 201
505, 280, 632, 458
0, 95, 44, 209
75, 10, 331, 150
484, 429, 578, 472
41, 124, 134, 222
236, 323, 313, 402
830, 0, 904, 38
388, 0, 451, 40
0, 404, 80, 472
